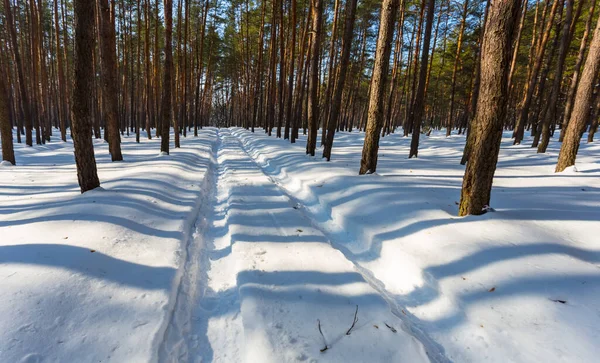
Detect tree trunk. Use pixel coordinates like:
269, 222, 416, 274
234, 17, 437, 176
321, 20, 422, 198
161, 0, 173, 154
54, 0, 67, 142
561, 0, 597, 141
0, 76, 16, 165
323, 0, 358, 160
284, 0, 297, 140
306, 0, 323, 156
537, 0, 575, 153
98, 0, 124, 161
458, 0, 521, 216
408, 0, 435, 158
513, 0, 562, 145
586, 86, 600, 142
72, 0, 101, 193
447, 0, 469, 137
4, 0, 33, 146
556, 14, 600, 172
358, 0, 399, 174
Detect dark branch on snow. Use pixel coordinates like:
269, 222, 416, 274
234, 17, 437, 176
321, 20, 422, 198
346, 305, 359, 335
317, 319, 329, 352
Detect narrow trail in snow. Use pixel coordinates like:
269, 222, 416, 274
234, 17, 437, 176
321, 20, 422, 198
158, 129, 439, 363
231, 130, 449, 363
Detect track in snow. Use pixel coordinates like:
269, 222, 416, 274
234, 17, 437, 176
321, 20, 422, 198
158, 129, 437, 363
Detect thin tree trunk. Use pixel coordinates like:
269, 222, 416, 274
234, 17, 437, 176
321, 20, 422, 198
4, 0, 33, 146
358, 0, 399, 173
560, 0, 597, 140
0, 76, 16, 165
538, 0, 575, 152
447, 0, 469, 137
514, 0, 562, 144
306, 0, 323, 156
161, 0, 173, 154
284, 0, 297, 140
408, 0, 436, 157
98, 0, 123, 161
323, 0, 358, 160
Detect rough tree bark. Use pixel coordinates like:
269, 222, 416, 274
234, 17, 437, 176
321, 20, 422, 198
560, 0, 597, 140
4, 0, 33, 146
323, 0, 358, 161
537, 0, 575, 153
447, 0, 469, 137
0, 76, 16, 165
160, 0, 173, 154
98, 0, 124, 161
72, 0, 101, 193
556, 14, 600, 172
358, 0, 399, 174
306, 0, 323, 156
408, 0, 435, 158
458, 0, 521, 216
513, 0, 562, 145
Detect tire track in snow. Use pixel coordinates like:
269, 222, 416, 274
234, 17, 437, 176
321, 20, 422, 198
155, 130, 221, 363
230, 129, 450, 363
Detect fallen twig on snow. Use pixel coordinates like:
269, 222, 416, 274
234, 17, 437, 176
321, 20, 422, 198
318, 319, 328, 352
346, 305, 359, 335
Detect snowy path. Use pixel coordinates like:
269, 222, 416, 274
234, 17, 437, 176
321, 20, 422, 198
159, 129, 432, 363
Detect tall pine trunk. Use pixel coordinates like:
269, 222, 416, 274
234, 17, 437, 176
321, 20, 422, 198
306, 0, 323, 156
161, 0, 173, 154
323, 0, 358, 161
556, 14, 600, 172
358, 0, 398, 173
72, 0, 101, 193
459, 0, 521, 216
98, 0, 123, 161
0, 76, 16, 165
408, 0, 435, 158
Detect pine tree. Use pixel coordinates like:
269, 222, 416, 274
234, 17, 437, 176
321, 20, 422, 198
556, 13, 600, 172
72, 0, 101, 193
161, 0, 174, 154
358, 0, 399, 174
459, 0, 522, 216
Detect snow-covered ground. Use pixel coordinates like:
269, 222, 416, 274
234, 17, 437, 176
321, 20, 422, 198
1, 130, 217, 362
1, 127, 599, 362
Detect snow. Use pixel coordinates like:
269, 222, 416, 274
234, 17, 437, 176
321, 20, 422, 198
0, 130, 217, 362
1, 127, 599, 362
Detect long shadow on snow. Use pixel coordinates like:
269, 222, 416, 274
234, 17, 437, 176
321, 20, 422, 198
0, 243, 174, 289
232, 128, 600, 345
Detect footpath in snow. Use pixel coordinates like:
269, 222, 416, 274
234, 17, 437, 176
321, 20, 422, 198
2, 127, 599, 363
159, 129, 431, 363
232, 127, 600, 363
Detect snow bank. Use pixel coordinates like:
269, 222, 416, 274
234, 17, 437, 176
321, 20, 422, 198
232, 127, 600, 363
0, 129, 216, 363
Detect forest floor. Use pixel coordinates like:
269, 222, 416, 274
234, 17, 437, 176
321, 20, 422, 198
1, 127, 599, 363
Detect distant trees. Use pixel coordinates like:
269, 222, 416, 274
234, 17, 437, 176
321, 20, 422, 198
1, 0, 600, 212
